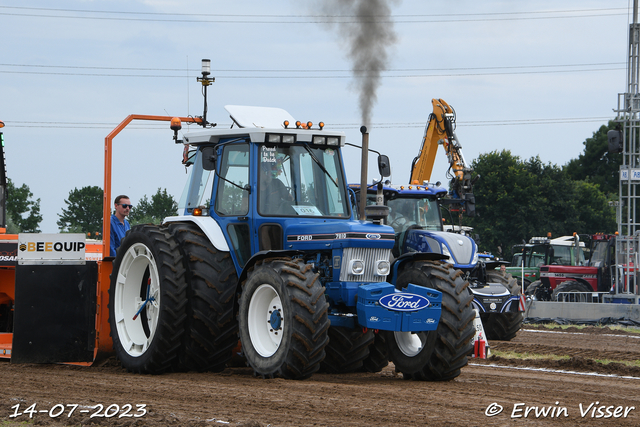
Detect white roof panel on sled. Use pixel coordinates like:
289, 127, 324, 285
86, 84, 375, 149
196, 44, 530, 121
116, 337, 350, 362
225, 105, 296, 129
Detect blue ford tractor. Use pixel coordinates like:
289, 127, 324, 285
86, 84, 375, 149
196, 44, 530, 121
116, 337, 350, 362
350, 176, 523, 341
108, 105, 475, 381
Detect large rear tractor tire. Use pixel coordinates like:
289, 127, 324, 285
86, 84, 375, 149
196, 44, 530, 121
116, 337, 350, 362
321, 327, 375, 373
239, 257, 330, 380
552, 280, 592, 301
168, 222, 239, 372
109, 225, 187, 374
482, 272, 524, 341
386, 260, 475, 381
487, 271, 519, 295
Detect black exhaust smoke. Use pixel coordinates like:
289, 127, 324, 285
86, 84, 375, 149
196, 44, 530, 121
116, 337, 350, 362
317, 0, 400, 127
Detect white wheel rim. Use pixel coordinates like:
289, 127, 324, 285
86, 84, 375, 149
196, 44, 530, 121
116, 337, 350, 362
114, 242, 161, 357
394, 331, 427, 357
248, 284, 283, 357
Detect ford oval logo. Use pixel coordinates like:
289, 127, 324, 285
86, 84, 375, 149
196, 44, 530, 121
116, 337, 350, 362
379, 292, 431, 312
366, 233, 381, 240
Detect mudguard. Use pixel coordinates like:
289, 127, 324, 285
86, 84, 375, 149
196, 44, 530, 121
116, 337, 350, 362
389, 252, 448, 284
237, 249, 305, 285
163, 215, 229, 252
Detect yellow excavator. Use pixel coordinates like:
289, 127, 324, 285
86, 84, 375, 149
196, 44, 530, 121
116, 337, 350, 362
409, 98, 476, 217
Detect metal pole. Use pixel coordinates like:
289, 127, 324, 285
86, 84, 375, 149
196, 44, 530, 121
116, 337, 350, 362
103, 115, 201, 258
521, 248, 525, 286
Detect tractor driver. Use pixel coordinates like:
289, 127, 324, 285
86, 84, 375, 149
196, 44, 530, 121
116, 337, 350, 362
259, 156, 293, 215
419, 200, 440, 230
388, 199, 414, 233
110, 195, 132, 257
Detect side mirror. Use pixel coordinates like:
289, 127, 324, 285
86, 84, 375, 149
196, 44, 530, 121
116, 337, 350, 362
378, 155, 391, 177
201, 146, 217, 171
365, 204, 389, 225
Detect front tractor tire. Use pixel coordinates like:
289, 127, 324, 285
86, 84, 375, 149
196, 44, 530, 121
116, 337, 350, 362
525, 280, 551, 301
239, 257, 330, 380
387, 260, 475, 381
109, 225, 187, 374
482, 272, 524, 341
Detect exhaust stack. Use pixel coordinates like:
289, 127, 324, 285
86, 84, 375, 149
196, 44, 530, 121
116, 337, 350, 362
359, 126, 369, 220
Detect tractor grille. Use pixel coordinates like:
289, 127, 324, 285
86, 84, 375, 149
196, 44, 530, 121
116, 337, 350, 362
339, 247, 391, 283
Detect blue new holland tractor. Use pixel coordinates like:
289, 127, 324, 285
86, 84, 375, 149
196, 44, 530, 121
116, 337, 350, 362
108, 105, 475, 381
350, 177, 523, 342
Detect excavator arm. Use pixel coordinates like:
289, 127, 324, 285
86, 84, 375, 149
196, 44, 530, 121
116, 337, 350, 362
409, 98, 476, 216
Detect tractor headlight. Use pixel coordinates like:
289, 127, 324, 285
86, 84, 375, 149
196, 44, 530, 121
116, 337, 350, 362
471, 251, 478, 265
349, 259, 365, 275
441, 245, 454, 263
375, 260, 390, 276
267, 133, 296, 144
267, 134, 281, 143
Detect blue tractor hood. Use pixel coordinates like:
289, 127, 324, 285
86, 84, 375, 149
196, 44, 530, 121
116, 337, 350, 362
284, 220, 396, 251
404, 229, 478, 269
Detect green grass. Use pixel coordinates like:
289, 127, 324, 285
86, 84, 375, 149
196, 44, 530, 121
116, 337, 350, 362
607, 325, 640, 334
591, 358, 640, 368
491, 349, 571, 362
525, 323, 640, 334
491, 349, 640, 368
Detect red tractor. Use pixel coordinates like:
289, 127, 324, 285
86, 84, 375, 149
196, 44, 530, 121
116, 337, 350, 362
527, 234, 622, 301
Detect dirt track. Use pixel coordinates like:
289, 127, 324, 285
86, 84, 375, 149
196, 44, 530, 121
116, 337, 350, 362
2, 326, 640, 426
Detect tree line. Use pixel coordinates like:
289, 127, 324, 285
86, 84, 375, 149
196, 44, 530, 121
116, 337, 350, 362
459, 121, 619, 259
7, 121, 621, 259
6, 184, 177, 236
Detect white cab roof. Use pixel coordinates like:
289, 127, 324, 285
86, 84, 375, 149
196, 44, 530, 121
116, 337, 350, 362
181, 105, 345, 146
225, 105, 295, 129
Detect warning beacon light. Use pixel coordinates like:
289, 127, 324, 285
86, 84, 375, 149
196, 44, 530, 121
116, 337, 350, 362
171, 117, 182, 143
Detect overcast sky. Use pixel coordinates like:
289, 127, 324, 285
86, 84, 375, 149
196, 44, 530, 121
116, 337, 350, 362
0, 1, 631, 232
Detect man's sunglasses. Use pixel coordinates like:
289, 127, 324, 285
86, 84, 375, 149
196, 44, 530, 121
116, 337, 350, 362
119, 204, 133, 209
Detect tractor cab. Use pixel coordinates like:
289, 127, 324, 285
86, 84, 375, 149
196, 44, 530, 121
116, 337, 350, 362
177, 126, 360, 269
170, 106, 400, 307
